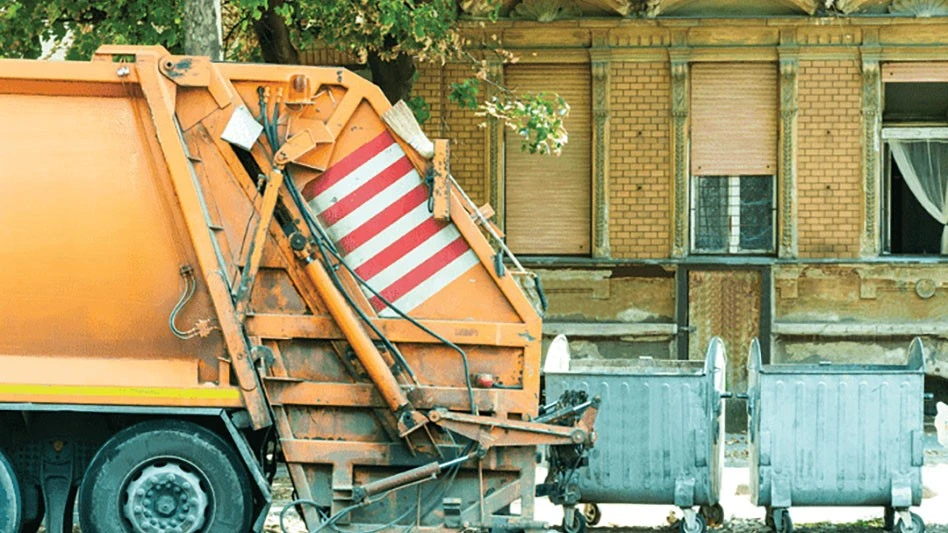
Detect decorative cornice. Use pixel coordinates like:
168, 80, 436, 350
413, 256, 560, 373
671, 60, 689, 118
779, 0, 821, 14
575, 0, 636, 16
780, 59, 799, 119
460, 0, 500, 17
890, 0, 948, 16
832, 0, 889, 13
512, 0, 582, 21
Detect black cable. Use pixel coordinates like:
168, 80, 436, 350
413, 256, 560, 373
262, 103, 475, 411
277, 455, 466, 533
258, 91, 417, 382
236, 173, 267, 278
318, 241, 477, 415
285, 165, 477, 413
280, 161, 416, 383
303, 443, 475, 533
310, 229, 418, 384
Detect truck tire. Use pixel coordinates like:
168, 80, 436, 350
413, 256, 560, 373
77, 420, 252, 533
0, 448, 21, 533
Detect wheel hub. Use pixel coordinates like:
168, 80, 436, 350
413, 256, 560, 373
124, 463, 208, 533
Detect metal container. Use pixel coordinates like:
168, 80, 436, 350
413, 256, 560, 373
746, 337, 926, 533
544, 336, 728, 532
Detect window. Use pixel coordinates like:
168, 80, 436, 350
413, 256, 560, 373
692, 176, 775, 254
882, 130, 948, 255
504, 65, 591, 255
881, 63, 948, 255
690, 63, 778, 255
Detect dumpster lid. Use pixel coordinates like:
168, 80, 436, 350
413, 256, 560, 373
544, 335, 726, 378
747, 337, 926, 374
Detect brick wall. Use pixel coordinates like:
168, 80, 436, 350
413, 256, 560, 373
796, 59, 863, 258
609, 62, 672, 259
410, 63, 487, 206
296, 54, 487, 206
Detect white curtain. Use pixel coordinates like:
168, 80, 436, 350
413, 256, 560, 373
889, 139, 948, 253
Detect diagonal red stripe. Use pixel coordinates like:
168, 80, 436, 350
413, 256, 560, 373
354, 217, 446, 280
300, 131, 395, 200
336, 185, 429, 253
369, 237, 469, 311
318, 157, 415, 225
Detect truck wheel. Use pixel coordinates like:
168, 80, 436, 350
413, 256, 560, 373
0, 449, 22, 532
16, 484, 43, 533
77, 420, 252, 533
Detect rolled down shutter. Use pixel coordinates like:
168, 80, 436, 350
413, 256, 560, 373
504, 65, 591, 255
691, 63, 777, 176
882, 62, 948, 82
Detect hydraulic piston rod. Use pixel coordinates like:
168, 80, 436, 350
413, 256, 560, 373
298, 254, 428, 437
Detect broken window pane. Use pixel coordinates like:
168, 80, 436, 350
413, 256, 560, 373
739, 176, 774, 251
695, 177, 728, 252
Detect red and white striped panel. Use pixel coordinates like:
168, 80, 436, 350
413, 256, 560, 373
301, 131, 479, 317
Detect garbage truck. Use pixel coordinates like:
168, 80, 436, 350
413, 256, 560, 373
0, 46, 598, 533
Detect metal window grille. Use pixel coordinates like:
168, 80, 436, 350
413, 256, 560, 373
691, 175, 775, 254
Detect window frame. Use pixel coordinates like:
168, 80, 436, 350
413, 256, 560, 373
880, 127, 948, 256
689, 174, 777, 256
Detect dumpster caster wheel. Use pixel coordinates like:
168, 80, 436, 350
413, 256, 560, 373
895, 513, 925, 533
563, 509, 587, 533
699, 504, 724, 527
678, 514, 707, 533
765, 508, 792, 533
582, 504, 601, 526
0, 448, 22, 533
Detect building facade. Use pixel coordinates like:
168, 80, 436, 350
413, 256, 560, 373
309, 0, 948, 426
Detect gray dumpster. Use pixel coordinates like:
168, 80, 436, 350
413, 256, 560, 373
746, 337, 927, 533
544, 336, 728, 533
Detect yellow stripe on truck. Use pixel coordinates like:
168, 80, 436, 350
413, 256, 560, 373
0, 383, 244, 406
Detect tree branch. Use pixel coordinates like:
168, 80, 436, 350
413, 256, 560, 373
253, 0, 299, 64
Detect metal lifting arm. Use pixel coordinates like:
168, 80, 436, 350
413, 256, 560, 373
295, 250, 429, 437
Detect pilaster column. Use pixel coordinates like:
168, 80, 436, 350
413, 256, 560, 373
670, 57, 690, 258
861, 53, 882, 257
778, 56, 799, 258
485, 59, 506, 230
591, 57, 611, 258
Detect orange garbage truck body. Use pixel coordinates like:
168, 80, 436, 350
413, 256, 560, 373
0, 47, 597, 533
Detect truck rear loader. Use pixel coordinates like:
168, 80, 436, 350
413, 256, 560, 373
0, 46, 597, 533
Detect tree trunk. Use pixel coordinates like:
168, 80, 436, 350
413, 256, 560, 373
182, 0, 222, 60
253, 0, 299, 64
368, 51, 416, 104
